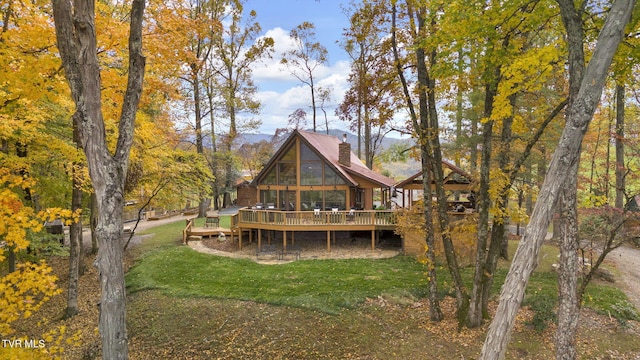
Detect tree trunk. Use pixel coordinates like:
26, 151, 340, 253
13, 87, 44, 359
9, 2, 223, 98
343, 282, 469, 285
310, 74, 317, 132
555, 162, 580, 360
1, 140, 15, 273
426, 66, 468, 325
468, 77, 497, 327
8, 248, 16, 273
66, 117, 84, 318
52, 0, 146, 358
479, 1, 634, 358
495, 96, 515, 261
192, 71, 208, 218
65, 166, 83, 319
90, 192, 99, 254
206, 80, 221, 211
615, 84, 625, 209
391, 3, 443, 320
365, 107, 372, 168
422, 147, 443, 322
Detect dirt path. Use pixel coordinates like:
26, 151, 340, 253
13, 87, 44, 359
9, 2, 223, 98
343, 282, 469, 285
78, 213, 198, 249
610, 245, 640, 310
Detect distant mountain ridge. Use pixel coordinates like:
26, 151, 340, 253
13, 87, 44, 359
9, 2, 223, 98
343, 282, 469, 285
237, 129, 412, 152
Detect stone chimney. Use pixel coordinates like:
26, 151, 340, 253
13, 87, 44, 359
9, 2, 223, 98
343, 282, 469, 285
338, 134, 351, 167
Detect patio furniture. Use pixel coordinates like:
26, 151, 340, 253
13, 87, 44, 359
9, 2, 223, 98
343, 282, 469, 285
205, 215, 219, 228
279, 245, 302, 261
256, 244, 279, 259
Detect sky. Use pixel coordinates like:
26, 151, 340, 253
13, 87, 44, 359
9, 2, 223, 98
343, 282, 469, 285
241, 0, 353, 135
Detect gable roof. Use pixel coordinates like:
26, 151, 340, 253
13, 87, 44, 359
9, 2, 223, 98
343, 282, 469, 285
253, 129, 395, 188
298, 130, 396, 188
395, 159, 474, 189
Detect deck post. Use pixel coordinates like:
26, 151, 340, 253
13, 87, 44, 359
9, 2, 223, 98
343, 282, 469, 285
283, 230, 287, 250
257, 229, 261, 249
371, 230, 375, 250
326, 231, 331, 252
238, 227, 242, 250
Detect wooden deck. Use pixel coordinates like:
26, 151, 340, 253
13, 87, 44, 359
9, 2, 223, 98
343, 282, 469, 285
235, 209, 397, 252
183, 218, 236, 244
183, 208, 473, 255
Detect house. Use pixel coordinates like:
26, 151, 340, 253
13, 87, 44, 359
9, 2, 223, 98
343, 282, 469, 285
230, 130, 476, 256
394, 159, 475, 210
250, 129, 396, 211
235, 130, 397, 252
626, 194, 640, 212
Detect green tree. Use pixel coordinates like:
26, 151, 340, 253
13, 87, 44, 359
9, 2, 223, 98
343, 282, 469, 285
480, 1, 636, 359
391, 0, 449, 322
207, 0, 274, 206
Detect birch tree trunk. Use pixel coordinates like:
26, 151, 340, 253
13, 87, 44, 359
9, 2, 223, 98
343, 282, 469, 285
479, 1, 635, 359
52, 0, 146, 358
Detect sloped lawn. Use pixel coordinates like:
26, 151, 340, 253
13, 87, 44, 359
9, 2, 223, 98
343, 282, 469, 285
127, 246, 428, 314
121, 222, 640, 359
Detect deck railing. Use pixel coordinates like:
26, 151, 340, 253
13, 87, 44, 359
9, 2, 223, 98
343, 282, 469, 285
238, 208, 397, 228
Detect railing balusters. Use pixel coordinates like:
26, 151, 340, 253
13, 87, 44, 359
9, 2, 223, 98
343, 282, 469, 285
237, 208, 397, 228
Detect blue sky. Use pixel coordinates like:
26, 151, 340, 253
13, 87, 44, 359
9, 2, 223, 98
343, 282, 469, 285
242, 0, 353, 134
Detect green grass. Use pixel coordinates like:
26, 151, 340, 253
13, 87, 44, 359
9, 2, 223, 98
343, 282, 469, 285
584, 284, 640, 322
128, 221, 187, 258
127, 246, 427, 314
126, 222, 638, 320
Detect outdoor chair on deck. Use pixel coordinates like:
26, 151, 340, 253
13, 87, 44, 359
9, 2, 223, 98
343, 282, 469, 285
205, 216, 219, 228
346, 208, 356, 222
313, 208, 323, 223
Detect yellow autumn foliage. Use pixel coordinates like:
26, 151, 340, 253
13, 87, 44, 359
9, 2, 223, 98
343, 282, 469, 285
395, 200, 478, 266
0, 262, 62, 336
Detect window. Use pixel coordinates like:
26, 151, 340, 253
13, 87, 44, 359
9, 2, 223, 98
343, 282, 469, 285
324, 166, 346, 185
277, 146, 296, 185
278, 162, 296, 185
262, 167, 277, 185
300, 190, 323, 211
300, 143, 320, 161
260, 190, 277, 205
325, 190, 346, 210
300, 162, 322, 185
281, 145, 296, 161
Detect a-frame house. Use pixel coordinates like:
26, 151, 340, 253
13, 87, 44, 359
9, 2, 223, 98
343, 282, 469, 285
235, 130, 397, 252
249, 129, 396, 211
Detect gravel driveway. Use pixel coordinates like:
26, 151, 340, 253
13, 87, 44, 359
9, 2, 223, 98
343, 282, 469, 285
610, 245, 640, 310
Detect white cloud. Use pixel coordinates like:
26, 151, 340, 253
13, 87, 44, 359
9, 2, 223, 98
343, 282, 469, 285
250, 27, 353, 135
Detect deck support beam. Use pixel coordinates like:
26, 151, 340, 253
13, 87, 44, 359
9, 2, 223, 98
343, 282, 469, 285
326, 231, 331, 252
257, 229, 261, 249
